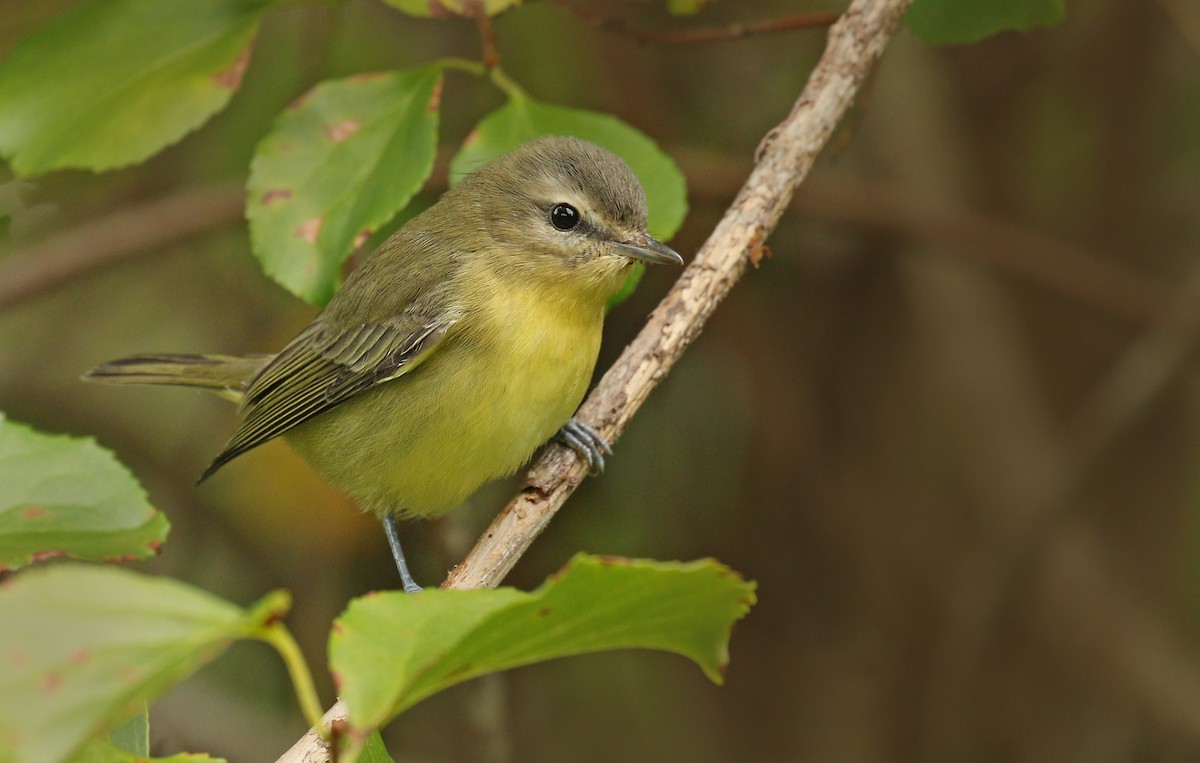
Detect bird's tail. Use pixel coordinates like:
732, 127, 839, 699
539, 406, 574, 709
82, 353, 272, 404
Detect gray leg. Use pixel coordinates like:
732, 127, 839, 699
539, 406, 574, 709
382, 515, 423, 594
555, 418, 612, 476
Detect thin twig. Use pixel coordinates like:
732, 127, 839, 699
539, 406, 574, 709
0, 184, 245, 311
548, 0, 840, 45
476, 15, 500, 68
275, 0, 913, 759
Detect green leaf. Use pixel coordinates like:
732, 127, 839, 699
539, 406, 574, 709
247, 67, 443, 305
107, 705, 148, 756
331, 555, 754, 734
450, 95, 688, 241
73, 736, 225, 763
0, 565, 287, 763
0, 0, 275, 176
380, 0, 520, 17
359, 732, 397, 763
667, 0, 710, 15
0, 415, 169, 572
907, 0, 1065, 44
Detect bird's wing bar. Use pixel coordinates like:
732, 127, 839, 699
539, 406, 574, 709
198, 313, 457, 482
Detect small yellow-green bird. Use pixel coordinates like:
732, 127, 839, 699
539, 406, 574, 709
84, 136, 683, 592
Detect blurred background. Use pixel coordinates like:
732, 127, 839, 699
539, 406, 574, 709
4, 0, 1200, 760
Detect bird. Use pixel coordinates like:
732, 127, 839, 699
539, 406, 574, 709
84, 135, 683, 592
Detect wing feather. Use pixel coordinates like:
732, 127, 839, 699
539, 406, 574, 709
198, 311, 458, 481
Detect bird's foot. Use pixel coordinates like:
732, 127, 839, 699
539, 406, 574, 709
555, 418, 612, 476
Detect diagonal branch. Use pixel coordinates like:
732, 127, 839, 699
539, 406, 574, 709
276, 0, 913, 759
443, 0, 913, 590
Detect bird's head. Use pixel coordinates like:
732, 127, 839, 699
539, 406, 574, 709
456, 135, 683, 298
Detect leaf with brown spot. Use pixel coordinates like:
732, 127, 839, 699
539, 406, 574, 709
0, 565, 285, 763
248, 66, 442, 305
0, 0, 276, 176
211, 43, 253, 89
295, 216, 323, 245
0, 415, 169, 571
325, 119, 361, 143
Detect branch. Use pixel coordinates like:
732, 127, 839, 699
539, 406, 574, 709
0, 184, 245, 311
548, 1, 840, 45
445, 0, 912, 588
476, 15, 500, 69
277, 0, 913, 758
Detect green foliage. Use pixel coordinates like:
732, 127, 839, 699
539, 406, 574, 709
0, 0, 690, 304
106, 706, 149, 756
0, 2, 817, 761
381, 0, 521, 16
0, 415, 168, 571
0, 564, 288, 763
667, 0, 711, 15
72, 738, 225, 763
359, 732, 399, 763
0, 0, 275, 176
247, 68, 443, 305
907, 0, 1065, 44
331, 555, 755, 736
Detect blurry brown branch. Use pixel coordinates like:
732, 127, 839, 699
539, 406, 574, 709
0, 161, 1166, 332
1157, 0, 1200, 56
548, 0, 840, 45
797, 171, 1168, 323
0, 184, 245, 311
923, 222, 1200, 757
277, 0, 913, 759
476, 15, 500, 68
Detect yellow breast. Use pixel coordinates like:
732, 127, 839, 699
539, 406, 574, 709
287, 261, 606, 517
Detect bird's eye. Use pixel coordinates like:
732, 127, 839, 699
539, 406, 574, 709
549, 203, 580, 231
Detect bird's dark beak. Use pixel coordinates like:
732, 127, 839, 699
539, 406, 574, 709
614, 234, 684, 266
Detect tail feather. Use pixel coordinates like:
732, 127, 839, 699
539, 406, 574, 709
83, 353, 272, 403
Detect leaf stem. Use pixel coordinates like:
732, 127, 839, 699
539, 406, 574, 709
259, 624, 326, 732
436, 57, 487, 76
488, 67, 526, 100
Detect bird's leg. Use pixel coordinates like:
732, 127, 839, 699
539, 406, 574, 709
381, 515, 423, 594
555, 418, 612, 476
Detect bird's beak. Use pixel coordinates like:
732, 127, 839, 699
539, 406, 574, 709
614, 234, 684, 266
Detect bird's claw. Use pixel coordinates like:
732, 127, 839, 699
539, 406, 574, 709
556, 418, 612, 476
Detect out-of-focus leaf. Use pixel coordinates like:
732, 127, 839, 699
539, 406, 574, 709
380, 0, 520, 17
667, 0, 710, 15
907, 0, 1065, 44
0, 565, 287, 763
73, 736, 225, 763
450, 94, 688, 241
359, 732, 397, 763
0, 0, 275, 176
107, 705, 148, 756
0, 415, 168, 572
330, 554, 755, 734
247, 67, 442, 305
